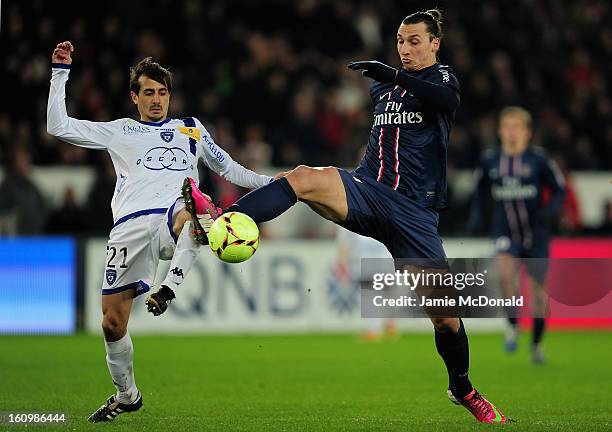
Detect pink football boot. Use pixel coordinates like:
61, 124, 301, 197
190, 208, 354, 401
448, 388, 512, 424
181, 177, 222, 245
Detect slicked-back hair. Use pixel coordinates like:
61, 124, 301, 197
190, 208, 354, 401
402, 8, 444, 40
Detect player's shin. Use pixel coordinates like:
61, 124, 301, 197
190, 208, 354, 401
434, 318, 473, 399
162, 220, 201, 290
105, 333, 139, 404
226, 177, 297, 222
147, 220, 200, 316
502, 303, 519, 351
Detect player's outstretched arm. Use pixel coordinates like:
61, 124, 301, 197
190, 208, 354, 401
47, 41, 119, 150
197, 122, 273, 189
348, 60, 459, 112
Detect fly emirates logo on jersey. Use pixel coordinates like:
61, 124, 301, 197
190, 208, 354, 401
491, 177, 538, 200
373, 101, 423, 127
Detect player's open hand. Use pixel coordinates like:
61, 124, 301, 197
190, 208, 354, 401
348, 61, 397, 84
52, 41, 74, 65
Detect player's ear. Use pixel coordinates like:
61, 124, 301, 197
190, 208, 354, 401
431, 37, 440, 53
130, 91, 138, 105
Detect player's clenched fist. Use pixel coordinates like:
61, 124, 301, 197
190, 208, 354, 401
51, 41, 74, 65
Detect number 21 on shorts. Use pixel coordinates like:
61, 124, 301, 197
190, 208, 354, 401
105, 246, 128, 286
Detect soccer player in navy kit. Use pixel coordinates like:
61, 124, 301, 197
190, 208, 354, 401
468, 107, 565, 364
199, 9, 510, 423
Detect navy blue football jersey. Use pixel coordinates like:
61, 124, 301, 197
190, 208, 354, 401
469, 147, 566, 248
355, 63, 460, 210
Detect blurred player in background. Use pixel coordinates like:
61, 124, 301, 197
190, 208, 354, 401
197, 9, 511, 424
335, 147, 397, 341
335, 226, 398, 341
47, 41, 272, 422
468, 106, 565, 364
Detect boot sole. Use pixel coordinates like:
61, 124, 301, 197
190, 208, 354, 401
181, 178, 208, 245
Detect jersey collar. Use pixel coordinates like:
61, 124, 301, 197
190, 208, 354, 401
137, 118, 172, 126
401, 63, 438, 75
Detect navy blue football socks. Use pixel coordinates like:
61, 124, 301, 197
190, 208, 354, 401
533, 318, 545, 345
435, 319, 472, 399
225, 177, 298, 222
508, 318, 545, 344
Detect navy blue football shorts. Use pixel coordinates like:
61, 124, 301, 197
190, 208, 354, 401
494, 233, 549, 283
338, 169, 447, 269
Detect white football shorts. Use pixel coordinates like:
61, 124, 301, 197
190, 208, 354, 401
101, 198, 185, 297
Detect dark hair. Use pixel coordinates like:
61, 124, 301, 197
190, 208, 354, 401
402, 8, 444, 40
129, 57, 173, 94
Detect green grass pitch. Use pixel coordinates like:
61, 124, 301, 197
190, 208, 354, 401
1, 331, 611, 431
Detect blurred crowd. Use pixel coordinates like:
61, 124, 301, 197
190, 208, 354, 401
2, 0, 612, 236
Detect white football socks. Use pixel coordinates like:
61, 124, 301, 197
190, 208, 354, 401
162, 220, 201, 290
105, 333, 138, 404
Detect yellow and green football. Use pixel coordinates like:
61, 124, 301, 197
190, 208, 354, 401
208, 212, 259, 263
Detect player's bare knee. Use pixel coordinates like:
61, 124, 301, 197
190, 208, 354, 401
286, 165, 315, 198
288, 165, 335, 200
432, 317, 459, 333
101, 313, 127, 341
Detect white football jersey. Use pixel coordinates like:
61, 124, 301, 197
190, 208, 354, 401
47, 66, 272, 225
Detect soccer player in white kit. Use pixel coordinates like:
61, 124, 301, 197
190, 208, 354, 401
335, 227, 398, 341
46, 41, 273, 422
